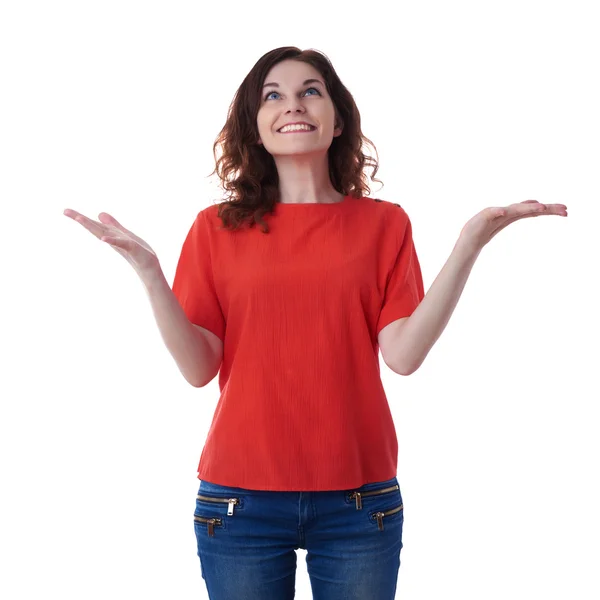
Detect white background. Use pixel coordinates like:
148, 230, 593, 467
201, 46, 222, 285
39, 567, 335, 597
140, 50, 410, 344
1, 1, 598, 598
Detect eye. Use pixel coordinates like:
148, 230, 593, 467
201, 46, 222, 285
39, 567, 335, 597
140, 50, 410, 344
264, 87, 322, 101
304, 87, 321, 96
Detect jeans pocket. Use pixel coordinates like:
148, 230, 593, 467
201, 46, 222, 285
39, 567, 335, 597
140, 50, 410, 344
346, 478, 402, 510
194, 482, 249, 537
194, 511, 226, 537
368, 500, 404, 531
196, 491, 243, 516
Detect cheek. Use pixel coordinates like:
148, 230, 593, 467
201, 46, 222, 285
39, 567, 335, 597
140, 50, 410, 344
256, 113, 269, 134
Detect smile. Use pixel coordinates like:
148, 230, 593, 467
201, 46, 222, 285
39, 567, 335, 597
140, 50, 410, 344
278, 129, 316, 134
277, 125, 317, 133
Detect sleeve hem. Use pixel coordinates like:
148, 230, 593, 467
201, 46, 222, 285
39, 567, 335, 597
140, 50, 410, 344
376, 302, 418, 337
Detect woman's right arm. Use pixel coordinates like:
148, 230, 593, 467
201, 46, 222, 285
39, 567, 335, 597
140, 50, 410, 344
63, 208, 222, 388
142, 268, 223, 388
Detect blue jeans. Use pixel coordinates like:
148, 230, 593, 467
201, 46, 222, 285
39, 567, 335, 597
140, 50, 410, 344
193, 476, 404, 599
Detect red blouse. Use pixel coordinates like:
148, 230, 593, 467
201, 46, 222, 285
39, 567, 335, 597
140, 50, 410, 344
172, 195, 424, 491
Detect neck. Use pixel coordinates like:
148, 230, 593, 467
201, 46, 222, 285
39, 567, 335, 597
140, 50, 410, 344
274, 153, 341, 204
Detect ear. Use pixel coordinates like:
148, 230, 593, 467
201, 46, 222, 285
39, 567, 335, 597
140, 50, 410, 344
334, 118, 343, 136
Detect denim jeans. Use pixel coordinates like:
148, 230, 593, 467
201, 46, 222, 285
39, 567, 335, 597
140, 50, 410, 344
193, 476, 404, 599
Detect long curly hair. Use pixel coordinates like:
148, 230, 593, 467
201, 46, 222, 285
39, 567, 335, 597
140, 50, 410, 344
208, 46, 383, 233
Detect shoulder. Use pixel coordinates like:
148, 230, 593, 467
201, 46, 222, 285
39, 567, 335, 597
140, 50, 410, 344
366, 197, 410, 221
193, 203, 223, 228
368, 197, 404, 209
199, 202, 222, 218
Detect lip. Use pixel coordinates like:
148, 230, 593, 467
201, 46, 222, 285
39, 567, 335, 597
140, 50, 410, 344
277, 122, 316, 132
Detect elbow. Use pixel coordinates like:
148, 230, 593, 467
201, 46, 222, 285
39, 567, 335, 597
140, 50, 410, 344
402, 365, 418, 376
191, 376, 211, 388
187, 376, 205, 388
385, 360, 414, 377
397, 366, 417, 377
386, 357, 421, 376
193, 365, 221, 388
186, 370, 210, 388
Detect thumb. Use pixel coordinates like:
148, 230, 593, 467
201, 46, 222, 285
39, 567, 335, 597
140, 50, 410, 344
99, 213, 135, 237
99, 212, 123, 227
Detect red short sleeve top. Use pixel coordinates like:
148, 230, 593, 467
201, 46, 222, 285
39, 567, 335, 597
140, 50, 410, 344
172, 196, 425, 491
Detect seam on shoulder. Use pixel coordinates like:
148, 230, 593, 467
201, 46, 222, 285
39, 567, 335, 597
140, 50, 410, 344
370, 197, 403, 209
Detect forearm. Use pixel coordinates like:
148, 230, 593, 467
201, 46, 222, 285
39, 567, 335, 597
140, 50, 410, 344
391, 238, 481, 375
141, 267, 217, 387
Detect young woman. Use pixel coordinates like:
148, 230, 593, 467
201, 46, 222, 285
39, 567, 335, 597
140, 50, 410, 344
64, 46, 567, 600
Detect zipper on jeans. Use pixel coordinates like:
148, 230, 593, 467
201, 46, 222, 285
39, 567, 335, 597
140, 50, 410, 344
196, 494, 240, 516
373, 503, 404, 531
349, 484, 400, 510
194, 514, 223, 537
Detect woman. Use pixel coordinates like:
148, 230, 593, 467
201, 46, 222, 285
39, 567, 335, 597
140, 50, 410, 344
64, 46, 567, 600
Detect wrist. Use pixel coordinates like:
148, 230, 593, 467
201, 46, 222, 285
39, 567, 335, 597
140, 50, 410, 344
139, 262, 165, 290
451, 237, 482, 273
454, 234, 483, 261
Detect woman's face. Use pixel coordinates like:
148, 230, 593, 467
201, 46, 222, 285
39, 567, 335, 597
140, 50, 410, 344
256, 59, 343, 157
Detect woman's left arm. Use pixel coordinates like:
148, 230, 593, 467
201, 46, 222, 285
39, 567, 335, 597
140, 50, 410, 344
389, 200, 568, 376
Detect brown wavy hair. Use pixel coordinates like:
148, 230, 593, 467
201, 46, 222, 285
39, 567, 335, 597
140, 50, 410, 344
207, 46, 383, 233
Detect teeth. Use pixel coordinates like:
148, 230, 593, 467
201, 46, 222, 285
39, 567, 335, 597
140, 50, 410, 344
279, 124, 315, 133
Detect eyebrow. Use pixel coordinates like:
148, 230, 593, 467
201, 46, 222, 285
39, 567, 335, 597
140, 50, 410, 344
262, 78, 324, 89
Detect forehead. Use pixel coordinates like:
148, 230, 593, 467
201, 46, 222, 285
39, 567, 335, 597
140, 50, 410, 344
263, 60, 322, 85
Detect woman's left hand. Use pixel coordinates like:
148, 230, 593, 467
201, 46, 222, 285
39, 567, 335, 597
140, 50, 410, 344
459, 199, 568, 252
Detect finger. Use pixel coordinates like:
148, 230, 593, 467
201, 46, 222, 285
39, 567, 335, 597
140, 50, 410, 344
520, 200, 568, 209
98, 212, 150, 247
99, 212, 139, 235
511, 206, 569, 221
99, 212, 125, 228
519, 202, 570, 217
491, 203, 541, 219
65, 210, 108, 238
504, 202, 546, 216
64, 208, 90, 221
524, 202, 568, 215
99, 212, 134, 236
515, 200, 545, 209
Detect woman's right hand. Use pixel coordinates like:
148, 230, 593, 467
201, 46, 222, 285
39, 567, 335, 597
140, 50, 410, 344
63, 209, 161, 278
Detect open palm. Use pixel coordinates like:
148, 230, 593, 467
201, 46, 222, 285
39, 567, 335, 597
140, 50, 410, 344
460, 199, 568, 251
63, 209, 160, 276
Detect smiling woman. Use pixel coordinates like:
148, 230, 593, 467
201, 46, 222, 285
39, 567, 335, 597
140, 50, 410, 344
207, 46, 383, 229
60, 27, 572, 598
164, 45, 425, 599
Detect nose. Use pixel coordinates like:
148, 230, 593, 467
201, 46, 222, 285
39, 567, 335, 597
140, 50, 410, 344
284, 98, 306, 114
